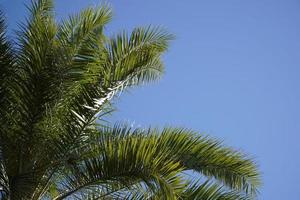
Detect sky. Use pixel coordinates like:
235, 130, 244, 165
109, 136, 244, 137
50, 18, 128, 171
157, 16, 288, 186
1, 0, 300, 199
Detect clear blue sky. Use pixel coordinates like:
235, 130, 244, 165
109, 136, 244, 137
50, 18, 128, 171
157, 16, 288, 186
2, 0, 300, 199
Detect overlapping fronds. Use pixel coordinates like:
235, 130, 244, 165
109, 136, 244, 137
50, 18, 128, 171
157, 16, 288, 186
0, 0, 260, 199
42, 125, 260, 199
0, 11, 13, 105
0, 10, 15, 141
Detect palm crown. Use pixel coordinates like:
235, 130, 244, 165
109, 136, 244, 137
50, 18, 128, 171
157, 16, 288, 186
0, 0, 260, 199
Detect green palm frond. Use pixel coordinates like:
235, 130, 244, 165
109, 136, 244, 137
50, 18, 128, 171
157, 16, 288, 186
0, 10, 13, 102
44, 124, 259, 199
1, 0, 58, 198
0, 0, 261, 199
0, 10, 14, 141
22, 5, 173, 200
48, 26, 174, 163
182, 138, 260, 195
180, 180, 250, 200
56, 4, 112, 83
0, 147, 9, 199
49, 125, 185, 199
93, 125, 260, 195
105, 26, 174, 85
0, 10, 16, 200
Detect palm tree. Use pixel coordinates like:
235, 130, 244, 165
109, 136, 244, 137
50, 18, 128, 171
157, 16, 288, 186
0, 0, 260, 199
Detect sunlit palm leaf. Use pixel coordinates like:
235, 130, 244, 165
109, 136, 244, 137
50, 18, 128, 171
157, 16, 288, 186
46, 124, 259, 199
0, 0, 260, 199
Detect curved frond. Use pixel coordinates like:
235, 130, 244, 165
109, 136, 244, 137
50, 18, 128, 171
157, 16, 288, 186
44, 124, 260, 199
180, 180, 250, 200
49, 126, 186, 199
95, 125, 260, 197
93, 125, 261, 195
104, 26, 174, 85
182, 138, 260, 195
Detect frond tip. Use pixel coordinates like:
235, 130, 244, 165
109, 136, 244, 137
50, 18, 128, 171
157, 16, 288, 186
104, 26, 174, 85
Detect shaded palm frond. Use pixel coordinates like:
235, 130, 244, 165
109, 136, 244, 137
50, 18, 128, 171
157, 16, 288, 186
0, 147, 9, 199
180, 180, 250, 200
0, 10, 14, 106
1, 0, 58, 199
0, 9, 15, 153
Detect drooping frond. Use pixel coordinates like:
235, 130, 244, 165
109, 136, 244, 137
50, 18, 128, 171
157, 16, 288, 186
180, 180, 250, 200
94, 125, 261, 195
181, 137, 260, 195
43, 124, 260, 199
47, 125, 185, 199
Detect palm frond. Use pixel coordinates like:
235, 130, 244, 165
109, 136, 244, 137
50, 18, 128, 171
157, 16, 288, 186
43, 124, 260, 199
95, 125, 260, 196
0, 10, 15, 135
0, 10, 13, 99
0, 1, 261, 199
180, 180, 250, 200
1, 0, 58, 198
0, 147, 9, 199
56, 4, 112, 84
104, 26, 174, 85
181, 137, 260, 195
93, 125, 260, 195
48, 26, 173, 163
0, 10, 15, 200
48, 125, 185, 199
